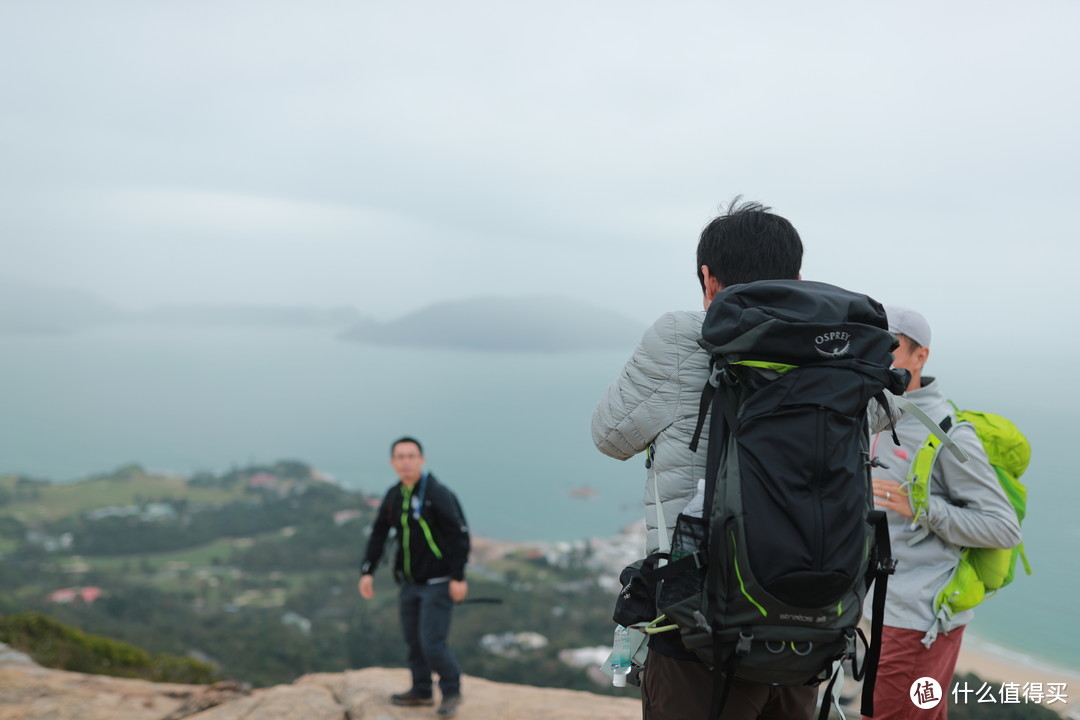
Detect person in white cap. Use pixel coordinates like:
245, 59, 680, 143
863, 307, 1021, 720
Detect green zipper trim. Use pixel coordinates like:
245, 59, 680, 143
733, 360, 798, 374
731, 531, 768, 618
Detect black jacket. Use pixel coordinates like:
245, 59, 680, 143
360, 472, 470, 584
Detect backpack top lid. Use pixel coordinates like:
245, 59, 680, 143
700, 279, 900, 370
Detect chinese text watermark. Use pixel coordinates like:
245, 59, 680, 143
908, 678, 1070, 709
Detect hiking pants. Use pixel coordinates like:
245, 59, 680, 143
642, 651, 816, 720
399, 580, 461, 698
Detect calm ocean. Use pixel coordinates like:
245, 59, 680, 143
1, 323, 1077, 674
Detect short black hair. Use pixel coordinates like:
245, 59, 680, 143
390, 436, 423, 456
696, 197, 803, 293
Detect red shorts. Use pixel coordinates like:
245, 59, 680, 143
864, 625, 965, 720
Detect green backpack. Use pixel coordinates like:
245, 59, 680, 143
906, 407, 1032, 615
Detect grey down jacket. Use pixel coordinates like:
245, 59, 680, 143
592, 310, 709, 555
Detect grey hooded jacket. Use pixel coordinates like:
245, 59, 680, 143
869, 377, 1021, 644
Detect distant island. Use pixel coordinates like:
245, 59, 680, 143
0, 280, 644, 353
339, 295, 645, 352
0, 280, 126, 334
0, 280, 365, 335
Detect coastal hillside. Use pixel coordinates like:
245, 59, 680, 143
0, 463, 640, 692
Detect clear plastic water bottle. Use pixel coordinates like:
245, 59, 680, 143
611, 624, 632, 687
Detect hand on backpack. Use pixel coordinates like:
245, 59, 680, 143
872, 478, 913, 519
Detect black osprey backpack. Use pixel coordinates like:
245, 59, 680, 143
652, 279, 909, 719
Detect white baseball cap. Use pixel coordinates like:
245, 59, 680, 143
884, 305, 932, 348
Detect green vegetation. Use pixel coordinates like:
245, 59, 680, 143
0, 466, 243, 522
0, 461, 626, 694
0, 611, 220, 683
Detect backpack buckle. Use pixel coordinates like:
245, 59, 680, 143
736, 630, 753, 656
844, 629, 857, 660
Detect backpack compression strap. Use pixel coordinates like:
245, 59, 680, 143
892, 396, 971, 463
689, 358, 719, 453
860, 510, 896, 718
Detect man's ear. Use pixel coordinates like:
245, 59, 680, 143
701, 265, 722, 304
917, 346, 931, 370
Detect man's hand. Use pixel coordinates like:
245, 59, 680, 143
872, 478, 913, 519
449, 579, 468, 603
358, 574, 375, 600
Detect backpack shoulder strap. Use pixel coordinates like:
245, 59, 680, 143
689, 357, 719, 453
906, 410, 971, 544
893, 396, 970, 463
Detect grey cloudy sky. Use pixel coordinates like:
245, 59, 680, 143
2, 1, 1077, 345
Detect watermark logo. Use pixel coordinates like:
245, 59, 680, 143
952, 680, 1069, 706
911, 677, 943, 710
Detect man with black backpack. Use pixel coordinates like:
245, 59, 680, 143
593, 200, 818, 719
594, 199, 911, 720
865, 308, 1021, 720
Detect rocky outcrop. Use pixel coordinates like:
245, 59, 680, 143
0, 643, 638, 720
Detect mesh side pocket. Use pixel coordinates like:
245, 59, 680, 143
658, 513, 707, 609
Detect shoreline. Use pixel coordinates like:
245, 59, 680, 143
957, 632, 1080, 686
954, 632, 1078, 717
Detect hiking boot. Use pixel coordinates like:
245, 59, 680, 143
436, 694, 463, 717
390, 689, 434, 706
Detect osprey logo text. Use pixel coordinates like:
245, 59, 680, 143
814, 330, 852, 359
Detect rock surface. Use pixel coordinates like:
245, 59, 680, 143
0, 644, 638, 720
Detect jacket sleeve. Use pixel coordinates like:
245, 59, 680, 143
592, 312, 697, 460
923, 424, 1022, 550
433, 486, 471, 581
359, 489, 394, 575
868, 390, 904, 435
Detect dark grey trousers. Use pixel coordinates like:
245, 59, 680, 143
399, 581, 461, 697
